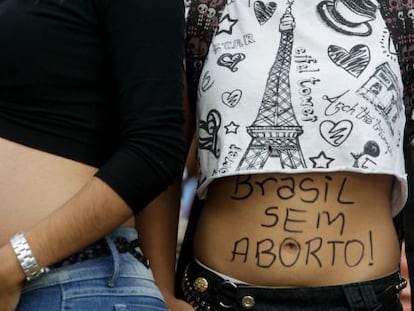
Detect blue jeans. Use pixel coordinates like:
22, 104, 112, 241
182, 258, 406, 310
17, 228, 169, 311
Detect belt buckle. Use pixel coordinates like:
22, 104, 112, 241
217, 279, 237, 309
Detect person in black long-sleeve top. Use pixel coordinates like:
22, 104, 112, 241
0, 1, 186, 310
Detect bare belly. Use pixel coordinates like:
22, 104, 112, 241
0, 137, 134, 247
193, 172, 400, 286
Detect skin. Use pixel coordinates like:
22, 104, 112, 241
150, 152, 400, 309
0, 139, 136, 310
193, 172, 400, 286
137, 76, 194, 311
137, 181, 194, 311
0, 135, 182, 310
0, 64, 188, 308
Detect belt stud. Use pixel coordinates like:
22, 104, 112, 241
193, 277, 209, 292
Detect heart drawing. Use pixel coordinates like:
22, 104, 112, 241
254, 1, 277, 25
221, 89, 242, 108
327, 44, 370, 78
217, 53, 246, 72
319, 120, 353, 147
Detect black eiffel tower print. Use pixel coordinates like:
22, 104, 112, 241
238, 0, 306, 170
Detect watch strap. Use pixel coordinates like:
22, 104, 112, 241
10, 232, 50, 281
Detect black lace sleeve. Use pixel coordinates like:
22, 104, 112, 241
378, 0, 414, 147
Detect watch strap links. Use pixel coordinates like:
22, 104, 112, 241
10, 232, 50, 281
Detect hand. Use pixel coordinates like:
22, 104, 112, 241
165, 296, 195, 311
0, 245, 25, 311
0, 285, 22, 311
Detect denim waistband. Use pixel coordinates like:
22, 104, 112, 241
22, 227, 155, 293
182, 258, 407, 310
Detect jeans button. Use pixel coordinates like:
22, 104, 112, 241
241, 295, 255, 309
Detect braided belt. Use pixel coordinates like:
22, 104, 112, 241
51, 237, 150, 269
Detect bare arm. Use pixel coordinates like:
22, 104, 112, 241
137, 77, 196, 311
0, 177, 134, 311
135, 180, 193, 311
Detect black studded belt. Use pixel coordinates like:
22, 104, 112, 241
51, 237, 150, 269
182, 259, 263, 310
181, 259, 407, 311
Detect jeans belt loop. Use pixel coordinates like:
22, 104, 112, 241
343, 283, 380, 311
106, 235, 121, 288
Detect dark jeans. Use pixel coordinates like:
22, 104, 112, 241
181, 259, 406, 311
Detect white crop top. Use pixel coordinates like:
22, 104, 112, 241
195, 0, 407, 216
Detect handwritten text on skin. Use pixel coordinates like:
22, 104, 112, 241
228, 175, 374, 268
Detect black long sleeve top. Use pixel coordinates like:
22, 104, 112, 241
0, 0, 185, 213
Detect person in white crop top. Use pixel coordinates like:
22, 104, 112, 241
143, 0, 410, 310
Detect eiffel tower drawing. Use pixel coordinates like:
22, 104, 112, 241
238, 0, 306, 170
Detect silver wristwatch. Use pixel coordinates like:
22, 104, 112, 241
10, 232, 50, 281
